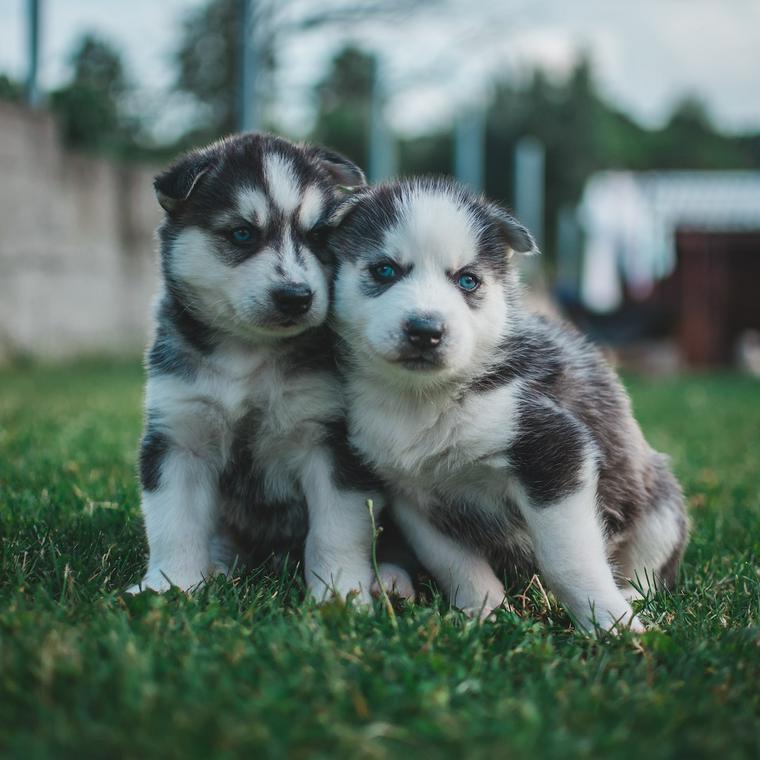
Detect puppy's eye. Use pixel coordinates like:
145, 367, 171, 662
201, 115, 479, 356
456, 272, 480, 292
371, 262, 399, 282
230, 226, 256, 244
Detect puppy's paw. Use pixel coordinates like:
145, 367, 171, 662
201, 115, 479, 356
371, 563, 415, 601
124, 569, 205, 595
581, 605, 647, 636
307, 573, 374, 607
453, 581, 507, 622
462, 603, 499, 622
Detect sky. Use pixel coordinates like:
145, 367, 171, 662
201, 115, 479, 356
1, 0, 759, 138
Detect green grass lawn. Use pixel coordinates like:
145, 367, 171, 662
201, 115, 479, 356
1, 360, 758, 759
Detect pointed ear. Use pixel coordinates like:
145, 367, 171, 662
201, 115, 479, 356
488, 204, 539, 255
324, 187, 371, 227
154, 150, 214, 214
307, 145, 366, 189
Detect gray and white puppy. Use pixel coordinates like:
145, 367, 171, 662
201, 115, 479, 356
327, 177, 688, 632
127, 133, 384, 601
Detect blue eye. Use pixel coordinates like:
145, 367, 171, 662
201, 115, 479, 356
372, 262, 399, 282
231, 227, 253, 243
457, 272, 480, 292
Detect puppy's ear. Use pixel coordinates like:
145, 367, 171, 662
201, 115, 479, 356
154, 150, 214, 214
308, 145, 366, 189
324, 187, 371, 227
487, 204, 539, 255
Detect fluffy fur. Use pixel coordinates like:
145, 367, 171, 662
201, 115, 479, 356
128, 133, 386, 601
327, 177, 688, 632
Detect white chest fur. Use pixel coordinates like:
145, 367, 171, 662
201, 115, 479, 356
348, 378, 523, 498
147, 340, 342, 470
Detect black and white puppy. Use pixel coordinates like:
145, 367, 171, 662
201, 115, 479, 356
327, 177, 688, 632
127, 133, 384, 601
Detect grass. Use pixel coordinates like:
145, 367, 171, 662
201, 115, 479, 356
0, 359, 758, 759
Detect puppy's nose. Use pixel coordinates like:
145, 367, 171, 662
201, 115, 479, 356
404, 316, 445, 349
272, 283, 313, 316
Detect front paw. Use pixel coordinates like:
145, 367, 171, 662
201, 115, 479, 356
125, 568, 206, 595
371, 563, 415, 601
581, 605, 646, 635
306, 568, 374, 606
462, 603, 500, 621
452, 581, 507, 620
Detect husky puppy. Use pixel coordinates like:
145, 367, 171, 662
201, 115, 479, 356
327, 177, 688, 631
127, 133, 384, 601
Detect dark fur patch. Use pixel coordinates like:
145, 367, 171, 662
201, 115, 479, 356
158, 290, 217, 356
428, 497, 537, 582
430, 497, 513, 552
146, 324, 197, 379
324, 418, 385, 493
469, 316, 564, 393
139, 423, 171, 492
282, 326, 338, 374
218, 410, 309, 553
508, 396, 589, 506
328, 184, 402, 264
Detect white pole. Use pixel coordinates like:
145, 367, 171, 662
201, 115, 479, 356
368, 61, 396, 182
514, 135, 545, 251
454, 109, 485, 192
239, 0, 258, 132
25, 0, 41, 108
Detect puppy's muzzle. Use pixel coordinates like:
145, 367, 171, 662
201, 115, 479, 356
272, 283, 313, 317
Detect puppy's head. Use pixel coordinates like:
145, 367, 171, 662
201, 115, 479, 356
328, 178, 537, 388
155, 134, 364, 341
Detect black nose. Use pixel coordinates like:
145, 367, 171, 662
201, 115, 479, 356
404, 316, 445, 349
272, 284, 313, 316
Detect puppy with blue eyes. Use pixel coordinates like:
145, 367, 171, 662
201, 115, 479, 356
327, 177, 688, 632
127, 133, 388, 601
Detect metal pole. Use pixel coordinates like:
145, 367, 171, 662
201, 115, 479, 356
454, 109, 485, 192
25, 0, 41, 108
368, 61, 396, 182
514, 135, 545, 251
238, 0, 258, 132
555, 204, 580, 298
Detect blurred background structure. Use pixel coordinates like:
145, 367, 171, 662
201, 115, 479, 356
1, 0, 760, 370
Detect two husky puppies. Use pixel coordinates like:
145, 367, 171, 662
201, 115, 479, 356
131, 133, 687, 632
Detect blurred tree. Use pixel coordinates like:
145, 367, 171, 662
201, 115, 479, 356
477, 59, 759, 261
648, 97, 746, 169
398, 132, 453, 177
49, 34, 133, 152
174, 0, 245, 143
484, 60, 608, 260
0, 73, 22, 103
311, 46, 376, 170
174, 0, 433, 145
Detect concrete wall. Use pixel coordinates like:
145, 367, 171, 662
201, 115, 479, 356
0, 102, 162, 362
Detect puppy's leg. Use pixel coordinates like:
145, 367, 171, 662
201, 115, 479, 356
301, 450, 375, 603
393, 498, 506, 618
616, 486, 688, 601
127, 447, 219, 594
515, 460, 643, 633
